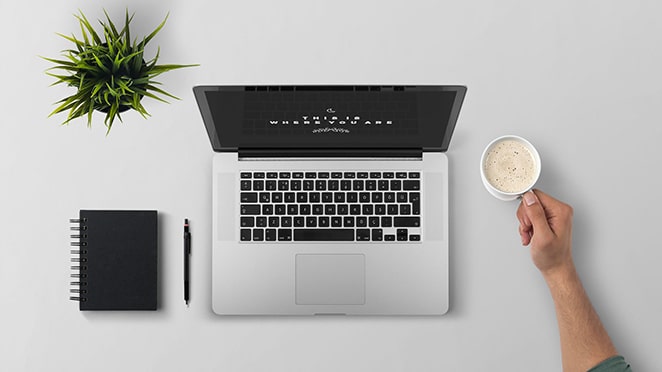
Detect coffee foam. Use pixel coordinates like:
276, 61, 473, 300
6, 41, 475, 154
483, 139, 537, 193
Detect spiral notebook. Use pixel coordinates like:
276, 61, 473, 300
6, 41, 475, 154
70, 210, 158, 310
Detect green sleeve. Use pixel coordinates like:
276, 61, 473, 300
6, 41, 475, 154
587, 356, 632, 372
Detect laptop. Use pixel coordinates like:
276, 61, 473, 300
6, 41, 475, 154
193, 85, 467, 315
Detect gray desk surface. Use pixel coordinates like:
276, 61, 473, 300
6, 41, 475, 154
2, 1, 660, 371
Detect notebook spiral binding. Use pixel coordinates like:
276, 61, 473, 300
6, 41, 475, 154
69, 218, 88, 302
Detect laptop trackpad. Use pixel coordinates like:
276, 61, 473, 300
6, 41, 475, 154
295, 254, 365, 305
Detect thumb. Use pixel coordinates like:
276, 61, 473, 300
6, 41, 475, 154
522, 190, 554, 238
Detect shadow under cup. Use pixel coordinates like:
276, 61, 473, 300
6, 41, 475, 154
480, 135, 541, 201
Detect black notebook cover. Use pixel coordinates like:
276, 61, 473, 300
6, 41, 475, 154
73, 210, 158, 310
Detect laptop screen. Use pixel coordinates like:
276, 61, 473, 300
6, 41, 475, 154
194, 86, 466, 152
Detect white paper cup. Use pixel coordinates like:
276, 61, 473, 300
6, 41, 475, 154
480, 135, 541, 201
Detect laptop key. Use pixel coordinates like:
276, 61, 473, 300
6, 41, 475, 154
397, 229, 408, 241
241, 217, 254, 227
241, 192, 258, 203
294, 217, 305, 227
241, 205, 261, 215
385, 234, 396, 241
278, 229, 292, 241
265, 229, 277, 241
253, 229, 264, 241
293, 229, 354, 241
403, 180, 420, 190
394, 217, 420, 227
372, 228, 383, 241
412, 199, 421, 214
409, 234, 421, 241
256, 217, 267, 227
240, 229, 251, 241
240, 172, 252, 179
343, 216, 355, 227
356, 229, 370, 241
369, 217, 380, 227
325, 205, 336, 215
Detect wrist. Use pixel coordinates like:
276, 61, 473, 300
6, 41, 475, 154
541, 261, 578, 287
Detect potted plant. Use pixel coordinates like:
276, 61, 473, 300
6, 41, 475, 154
43, 9, 197, 133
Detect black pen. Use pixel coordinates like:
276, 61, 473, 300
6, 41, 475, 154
184, 219, 191, 306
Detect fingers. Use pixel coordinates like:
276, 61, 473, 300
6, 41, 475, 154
521, 190, 554, 240
516, 200, 532, 245
531, 188, 574, 232
519, 223, 532, 245
518, 191, 554, 245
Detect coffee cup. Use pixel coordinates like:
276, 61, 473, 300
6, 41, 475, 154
480, 135, 541, 201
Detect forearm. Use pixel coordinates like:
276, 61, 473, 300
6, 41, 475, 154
544, 264, 618, 372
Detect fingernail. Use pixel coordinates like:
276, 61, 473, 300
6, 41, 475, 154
523, 191, 536, 206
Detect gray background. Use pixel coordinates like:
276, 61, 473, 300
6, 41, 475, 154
1, 0, 660, 371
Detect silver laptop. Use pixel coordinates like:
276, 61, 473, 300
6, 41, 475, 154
193, 85, 466, 315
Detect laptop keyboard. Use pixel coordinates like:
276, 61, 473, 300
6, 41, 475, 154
239, 171, 422, 243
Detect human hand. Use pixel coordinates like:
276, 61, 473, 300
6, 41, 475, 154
516, 190, 575, 277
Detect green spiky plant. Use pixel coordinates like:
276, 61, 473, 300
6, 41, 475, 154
43, 9, 197, 133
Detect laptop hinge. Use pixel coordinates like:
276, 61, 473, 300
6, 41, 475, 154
238, 148, 423, 159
